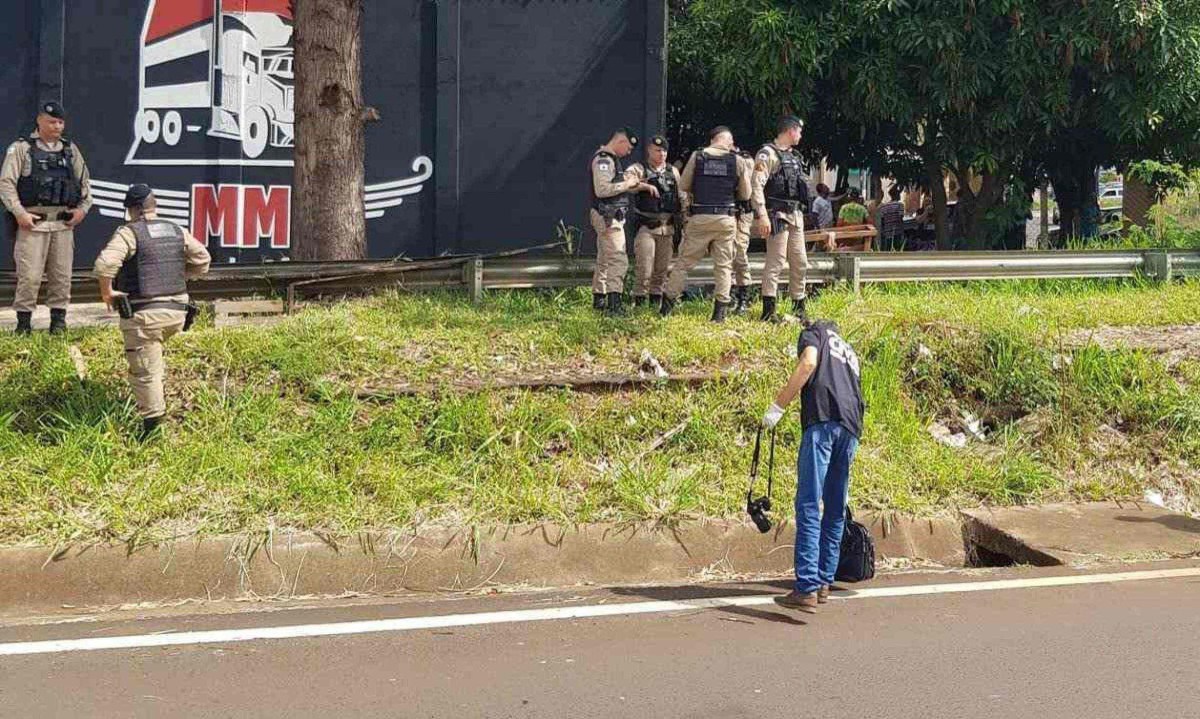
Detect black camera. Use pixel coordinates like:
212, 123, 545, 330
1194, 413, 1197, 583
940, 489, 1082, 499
747, 495, 773, 534
745, 427, 776, 534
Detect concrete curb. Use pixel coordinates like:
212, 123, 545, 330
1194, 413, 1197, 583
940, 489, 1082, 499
0, 514, 964, 615
961, 502, 1200, 566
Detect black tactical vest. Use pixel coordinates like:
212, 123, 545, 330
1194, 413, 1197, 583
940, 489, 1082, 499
589, 150, 631, 218
690, 151, 738, 209
635, 165, 681, 215
15, 138, 83, 208
763, 145, 809, 212
115, 220, 188, 300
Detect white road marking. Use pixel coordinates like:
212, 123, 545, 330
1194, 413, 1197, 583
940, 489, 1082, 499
1, 567, 1196, 657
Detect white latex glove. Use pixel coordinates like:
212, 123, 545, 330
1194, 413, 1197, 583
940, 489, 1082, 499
762, 403, 785, 429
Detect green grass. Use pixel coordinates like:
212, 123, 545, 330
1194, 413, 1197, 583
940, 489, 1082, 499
2, 279, 1199, 546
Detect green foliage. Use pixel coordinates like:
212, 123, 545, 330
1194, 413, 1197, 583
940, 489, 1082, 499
670, 0, 1200, 247
1128, 160, 1194, 200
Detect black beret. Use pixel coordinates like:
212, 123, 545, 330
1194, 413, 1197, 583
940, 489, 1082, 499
39, 101, 66, 119
123, 183, 153, 208
650, 135, 668, 149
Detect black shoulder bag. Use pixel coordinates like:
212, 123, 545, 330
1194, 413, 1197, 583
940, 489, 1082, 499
835, 507, 876, 583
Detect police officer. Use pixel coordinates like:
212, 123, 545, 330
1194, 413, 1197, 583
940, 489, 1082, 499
589, 128, 658, 315
0, 101, 92, 335
626, 135, 682, 309
732, 148, 756, 315
660, 126, 752, 323
753, 116, 811, 322
93, 184, 211, 439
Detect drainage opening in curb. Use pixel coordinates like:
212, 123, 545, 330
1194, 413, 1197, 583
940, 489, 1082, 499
965, 542, 1017, 568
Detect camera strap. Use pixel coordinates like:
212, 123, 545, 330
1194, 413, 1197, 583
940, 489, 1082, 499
746, 426, 776, 503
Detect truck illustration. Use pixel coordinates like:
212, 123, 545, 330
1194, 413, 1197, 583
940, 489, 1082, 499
129, 0, 295, 162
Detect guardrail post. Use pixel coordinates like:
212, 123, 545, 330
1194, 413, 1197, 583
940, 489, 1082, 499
834, 255, 862, 294
1143, 251, 1172, 283
463, 257, 484, 303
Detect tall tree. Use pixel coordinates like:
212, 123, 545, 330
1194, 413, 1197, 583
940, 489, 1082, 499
672, 0, 1200, 249
291, 0, 376, 260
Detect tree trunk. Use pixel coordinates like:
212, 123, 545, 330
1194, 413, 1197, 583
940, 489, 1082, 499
1049, 163, 1097, 246
292, 0, 369, 261
951, 170, 1005, 250
925, 153, 950, 250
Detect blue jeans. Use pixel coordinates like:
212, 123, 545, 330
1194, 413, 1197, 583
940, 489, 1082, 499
793, 421, 859, 594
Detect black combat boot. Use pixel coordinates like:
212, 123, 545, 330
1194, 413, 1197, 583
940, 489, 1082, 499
659, 295, 677, 318
49, 308, 67, 336
793, 297, 807, 322
760, 296, 778, 323
732, 286, 749, 316
139, 415, 163, 442
605, 292, 626, 317
633, 295, 647, 308
710, 300, 731, 323
649, 293, 663, 310
14, 311, 33, 336
593, 293, 607, 311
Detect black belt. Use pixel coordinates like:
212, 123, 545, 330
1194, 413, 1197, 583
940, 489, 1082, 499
690, 206, 737, 216
639, 217, 673, 229
29, 211, 74, 222
131, 300, 189, 313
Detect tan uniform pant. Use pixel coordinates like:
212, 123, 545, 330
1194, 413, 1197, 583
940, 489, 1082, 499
121, 308, 187, 419
664, 214, 735, 304
633, 223, 674, 297
761, 219, 808, 300
590, 210, 628, 294
733, 213, 753, 287
13, 227, 74, 312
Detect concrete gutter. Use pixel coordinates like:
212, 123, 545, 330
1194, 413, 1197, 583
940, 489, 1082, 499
0, 514, 963, 616
961, 502, 1200, 566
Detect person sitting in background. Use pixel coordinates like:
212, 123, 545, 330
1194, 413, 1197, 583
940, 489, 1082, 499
811, 183, 834, 230
837, 188, 868, 226
877, 186, 906, 251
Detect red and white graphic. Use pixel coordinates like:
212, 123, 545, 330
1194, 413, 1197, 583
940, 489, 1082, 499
90, 157, 435, 250
98, 1, 433, 249
128, 0, 296, 165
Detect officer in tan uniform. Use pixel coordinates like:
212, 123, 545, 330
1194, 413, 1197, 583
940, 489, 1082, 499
625, 136, 682, 309
732, 148, 756, 315
0, 102, 92, 335
753, 116, 810, 322
588, 128, 658, 315
94, 184, 211, 439
660, 126, 752, 323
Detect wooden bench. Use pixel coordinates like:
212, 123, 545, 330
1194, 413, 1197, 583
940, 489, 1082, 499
804, 224, 877, 253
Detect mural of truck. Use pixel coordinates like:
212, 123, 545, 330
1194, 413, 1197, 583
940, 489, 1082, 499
128, 0, 295, 164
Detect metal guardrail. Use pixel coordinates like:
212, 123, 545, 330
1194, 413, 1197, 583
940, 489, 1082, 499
1, 249, 1196, 305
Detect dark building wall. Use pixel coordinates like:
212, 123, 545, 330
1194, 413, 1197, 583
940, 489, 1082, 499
2, 0, 665, 268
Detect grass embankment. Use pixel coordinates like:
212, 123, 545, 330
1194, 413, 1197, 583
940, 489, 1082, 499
2, 281, 1199, 546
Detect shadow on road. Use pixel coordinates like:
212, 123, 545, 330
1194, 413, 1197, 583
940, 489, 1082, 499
611, 582, 807, 627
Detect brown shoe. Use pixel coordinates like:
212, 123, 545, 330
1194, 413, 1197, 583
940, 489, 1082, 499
817, 586, 830, 604
774, 590, 819, 614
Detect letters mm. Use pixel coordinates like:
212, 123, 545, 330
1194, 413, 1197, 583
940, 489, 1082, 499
191, 184, 292, 249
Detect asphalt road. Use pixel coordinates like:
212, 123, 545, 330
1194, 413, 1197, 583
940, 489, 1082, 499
2, 562, 1198, 718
